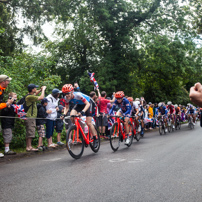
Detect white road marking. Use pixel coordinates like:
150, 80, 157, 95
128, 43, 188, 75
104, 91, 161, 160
128, 159, 144, 163
43, 158, 62, 162
109, 158, 126, 163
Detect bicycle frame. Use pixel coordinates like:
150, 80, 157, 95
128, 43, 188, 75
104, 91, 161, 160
129, 116, 137, 135
68, 116, 94, 145
111, 116, 127, 140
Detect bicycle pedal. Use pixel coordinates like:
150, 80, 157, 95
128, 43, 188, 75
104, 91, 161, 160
85, 143, 88, 148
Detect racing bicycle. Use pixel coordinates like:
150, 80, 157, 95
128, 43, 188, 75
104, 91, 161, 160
110, 115, 134, 152
64, 115, 100, 159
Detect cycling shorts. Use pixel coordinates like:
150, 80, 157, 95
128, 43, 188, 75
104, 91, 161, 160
73, 100, 94, 117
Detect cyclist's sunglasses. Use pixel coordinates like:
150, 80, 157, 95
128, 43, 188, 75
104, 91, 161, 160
117, 98, 123, 100
64, 92, 71, 95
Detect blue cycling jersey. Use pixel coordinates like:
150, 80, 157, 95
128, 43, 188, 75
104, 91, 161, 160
109, 97, 131, 116
64, 92, 90, 105
158, 106, 168, 115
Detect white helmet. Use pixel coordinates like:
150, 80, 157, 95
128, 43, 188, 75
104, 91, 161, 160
158, 102, 162, 107
167, 101, 172, 105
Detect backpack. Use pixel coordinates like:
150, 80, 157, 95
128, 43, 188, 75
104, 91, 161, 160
17, 94, 34, 113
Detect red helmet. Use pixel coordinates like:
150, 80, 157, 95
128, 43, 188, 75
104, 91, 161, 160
62, 84, 74, 93
127, 97, 133, 102
115, 91, 125, 99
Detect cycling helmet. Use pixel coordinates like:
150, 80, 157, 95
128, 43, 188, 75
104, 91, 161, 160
127, 97, 133, 102
190, 105, 193, 108
167, 101, 172, 105
115, 91, 125, 99
158, 102, 162, 107
174, 104, 178, 108
62, 84, 74, 93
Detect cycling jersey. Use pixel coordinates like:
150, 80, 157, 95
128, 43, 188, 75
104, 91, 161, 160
131, 101, 139, 114
158, 106, 167, 115
166, 105, 175, 114
187, 108, 195, 114
64, 92, 90, 105
109, 97, 131, 116
175, 107, 180, 115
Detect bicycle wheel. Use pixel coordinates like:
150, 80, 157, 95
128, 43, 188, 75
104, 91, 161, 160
66, 125, 84, 159
126, 122, 134, 147
89, 124, 100, 153
168, 120, 171, 133
178, 121, 181, 130
159, 122, 163, 135
110, 123, 120, 152
134, 124, 140, 141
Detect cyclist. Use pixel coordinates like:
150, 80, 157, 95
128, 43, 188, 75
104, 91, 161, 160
187, 104, 196, 125
109, 91, 132, 145
157, 102, 168, 132
166, 101, 175, 129
62, 84, 98, 147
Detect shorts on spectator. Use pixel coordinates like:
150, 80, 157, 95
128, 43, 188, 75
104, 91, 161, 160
36, 125, 46, 138
3, 128, 12, 143
56, 130, 62, 133
98, 113, 108, 127
25, 119, 36, 138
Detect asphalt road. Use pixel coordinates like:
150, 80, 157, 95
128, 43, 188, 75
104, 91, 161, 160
1, 123, 202, 202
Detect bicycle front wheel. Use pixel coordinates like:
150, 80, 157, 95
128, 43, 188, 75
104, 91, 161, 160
66, 125, 84, 159
110, 123, 120, 152
89, 125, 100, 153
159, 122, 163, 135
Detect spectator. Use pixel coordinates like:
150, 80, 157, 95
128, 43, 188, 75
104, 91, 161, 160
148, 103, 154, 130
55, 105, 65, 146
74, 83, 80, 92
97, 89, 115, 138
1, 92, 17, 155
189, 82, 202, 107
0, 75, 13, 158
25, 84, 46, 152
36, 98, 51, 151
46, 88, 62, 148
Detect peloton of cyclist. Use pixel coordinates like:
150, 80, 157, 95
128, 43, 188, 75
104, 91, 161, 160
62, 84, 98, 147
158, 102, 168, 132
109, 91, 132, 145
166, 101, 175, 129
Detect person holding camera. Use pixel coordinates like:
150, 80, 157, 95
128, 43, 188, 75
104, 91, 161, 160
1, 92, 17, 155
25, 84, 46, 152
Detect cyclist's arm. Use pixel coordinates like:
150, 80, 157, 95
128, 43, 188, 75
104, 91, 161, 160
123, 104, 131, 116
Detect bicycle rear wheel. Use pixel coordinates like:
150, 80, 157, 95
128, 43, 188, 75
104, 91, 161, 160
110, 123, 120, 152
89, 125, 100, 153
134, 124, 140, 141
126, 122, 134, 147
66, 125, 84, 159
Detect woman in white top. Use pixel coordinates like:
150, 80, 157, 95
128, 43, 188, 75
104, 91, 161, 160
46, 89, 62, 148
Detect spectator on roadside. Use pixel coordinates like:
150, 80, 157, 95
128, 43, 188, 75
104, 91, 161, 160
55, 105, 65, 146
25, 84, 46, 152
46, 88, 62, 148
0, 75, 13, 158
1, 92, 17, 155
148, 103, 154, 130
36, 98, 52, 151
74, 83, 80, 92
97, 89, 115, 139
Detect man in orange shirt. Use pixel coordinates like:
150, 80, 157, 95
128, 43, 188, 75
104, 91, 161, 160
0, 75, 14, 158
